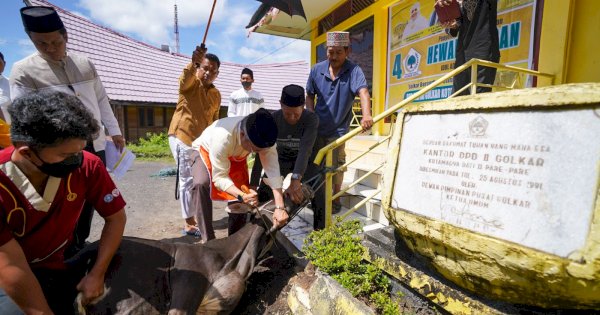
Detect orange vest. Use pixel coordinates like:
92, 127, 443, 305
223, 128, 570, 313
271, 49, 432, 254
199, 146, 249, 201
0, 119, 10, 148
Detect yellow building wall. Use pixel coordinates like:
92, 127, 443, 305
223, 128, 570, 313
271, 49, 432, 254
311, 0, 600, 123
538, 0, 600, 84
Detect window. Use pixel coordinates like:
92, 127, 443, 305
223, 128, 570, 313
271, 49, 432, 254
138, 107, 156, 127
318, 0, 375, 35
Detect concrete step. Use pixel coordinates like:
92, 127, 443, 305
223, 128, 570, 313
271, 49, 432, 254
345, 135, 389, 172
343, 166, 383, 190
339, 183, 389, 226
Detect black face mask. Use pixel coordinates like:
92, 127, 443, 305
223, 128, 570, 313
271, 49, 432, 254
241, 81, 252, 89
33, 151, 83, 178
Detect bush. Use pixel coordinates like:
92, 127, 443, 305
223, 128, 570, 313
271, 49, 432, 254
128, 132, 172, 161
303, 218, 400, 314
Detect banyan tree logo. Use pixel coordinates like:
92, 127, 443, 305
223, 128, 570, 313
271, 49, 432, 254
469, 115, 489, 137
403, 48, 422, 78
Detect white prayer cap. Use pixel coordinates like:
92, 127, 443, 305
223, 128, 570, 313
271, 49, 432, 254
327, 31, 350, 47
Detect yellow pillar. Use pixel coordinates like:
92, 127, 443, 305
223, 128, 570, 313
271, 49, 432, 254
538, 0, 600, 84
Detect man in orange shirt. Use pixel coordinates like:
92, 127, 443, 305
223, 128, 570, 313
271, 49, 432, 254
168, 46, 221, 237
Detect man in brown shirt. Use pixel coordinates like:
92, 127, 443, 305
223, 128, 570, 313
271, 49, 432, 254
168, 46, 221, 237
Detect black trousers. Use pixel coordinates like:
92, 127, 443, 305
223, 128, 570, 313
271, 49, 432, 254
66, 142, 105, 257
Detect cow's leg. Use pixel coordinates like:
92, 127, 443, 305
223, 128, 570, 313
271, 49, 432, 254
197, 271, 245, 314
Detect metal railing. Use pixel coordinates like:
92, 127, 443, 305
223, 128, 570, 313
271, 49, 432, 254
313, 58, 554, 227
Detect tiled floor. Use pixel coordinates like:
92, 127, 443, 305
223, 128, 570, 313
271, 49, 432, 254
281, 204, 386, 251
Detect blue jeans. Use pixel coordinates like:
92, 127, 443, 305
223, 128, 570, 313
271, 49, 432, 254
0, 288, 23, 315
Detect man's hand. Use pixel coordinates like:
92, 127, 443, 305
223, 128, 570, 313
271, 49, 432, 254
111, 135, 125, 153
192, 46, 207, 66
360, 114, 373, 131
273, 207, 289, 228
440, 19, 459, 29
435, 0, 453, 7
76, 272, 105, 306
285, 179, 304, 204
241, 188, 259, 207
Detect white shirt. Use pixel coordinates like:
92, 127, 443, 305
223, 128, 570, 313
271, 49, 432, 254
192, 116, 282, 192
227, 88, 264, 117
0, 75, 10, 123
10, 52, 122, 151
403, 15, 429, 39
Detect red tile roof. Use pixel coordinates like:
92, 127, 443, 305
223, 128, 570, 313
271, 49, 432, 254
30, 0, 309, 110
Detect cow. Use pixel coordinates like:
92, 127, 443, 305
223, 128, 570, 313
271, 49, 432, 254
71, 185, 314, 315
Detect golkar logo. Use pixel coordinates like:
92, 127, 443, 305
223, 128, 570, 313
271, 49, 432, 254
403, 48, 422, 79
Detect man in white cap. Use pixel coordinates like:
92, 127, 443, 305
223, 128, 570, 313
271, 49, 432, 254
10, 6, 126, 256
305, 31, 373, 223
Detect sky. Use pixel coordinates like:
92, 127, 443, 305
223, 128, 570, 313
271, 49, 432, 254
0, 0, 311, 76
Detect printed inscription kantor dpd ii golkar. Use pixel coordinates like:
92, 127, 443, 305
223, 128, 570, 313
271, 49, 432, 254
392, 108, 598, 258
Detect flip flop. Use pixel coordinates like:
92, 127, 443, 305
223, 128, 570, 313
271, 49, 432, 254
182, 228, 201, 238
332, 201, 342, 214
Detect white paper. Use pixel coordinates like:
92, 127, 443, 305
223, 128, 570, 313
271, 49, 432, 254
105, 141, 135, 181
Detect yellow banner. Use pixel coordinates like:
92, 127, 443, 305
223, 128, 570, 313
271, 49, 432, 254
386, 0, 536, 108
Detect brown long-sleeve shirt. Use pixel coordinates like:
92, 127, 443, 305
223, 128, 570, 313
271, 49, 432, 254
168, 62, 221, 146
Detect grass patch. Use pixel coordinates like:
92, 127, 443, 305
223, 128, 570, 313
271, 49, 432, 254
128, 132, 173, 161
303, 218, 401, 314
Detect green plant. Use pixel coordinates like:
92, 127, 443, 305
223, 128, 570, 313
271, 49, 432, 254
303, 218, 401, 314
128, 132, 172, 161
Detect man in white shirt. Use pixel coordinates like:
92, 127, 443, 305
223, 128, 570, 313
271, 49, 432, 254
227, 68, 264, 117
10, 6, 126, 255
402, 1, 429, 40
0, 52, 9, 123
191, 109, 288, 240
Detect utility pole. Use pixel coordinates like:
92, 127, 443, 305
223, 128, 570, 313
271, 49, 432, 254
174, 2, 180, 54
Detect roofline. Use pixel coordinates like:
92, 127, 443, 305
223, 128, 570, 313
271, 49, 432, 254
38, 0, 310, 66
37, 0, 183, 57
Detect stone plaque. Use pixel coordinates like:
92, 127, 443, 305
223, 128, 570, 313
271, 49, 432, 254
392, 108, 600, 257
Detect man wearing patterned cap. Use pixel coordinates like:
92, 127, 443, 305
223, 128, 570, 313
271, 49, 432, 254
306, 31, 373, 221
10, 6, 126, 255
191, 108, 288, 240
250, 84, 325, 229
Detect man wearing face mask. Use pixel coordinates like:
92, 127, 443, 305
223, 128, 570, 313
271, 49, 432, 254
0, 91, 126, 314
168, 45, 221, 238
10, 6, 126, 256
227, 68, 264, 117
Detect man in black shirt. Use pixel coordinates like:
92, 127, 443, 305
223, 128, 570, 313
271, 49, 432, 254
250, 84, 326, 229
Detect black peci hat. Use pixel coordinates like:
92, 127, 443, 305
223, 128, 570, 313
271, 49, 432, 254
245, 108, 278, 148
280, 84, 305, 107
21, 6, 65, 33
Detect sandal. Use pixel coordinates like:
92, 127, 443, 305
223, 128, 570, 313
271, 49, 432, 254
332, 201, 342, 214
182, 225, 201, 238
